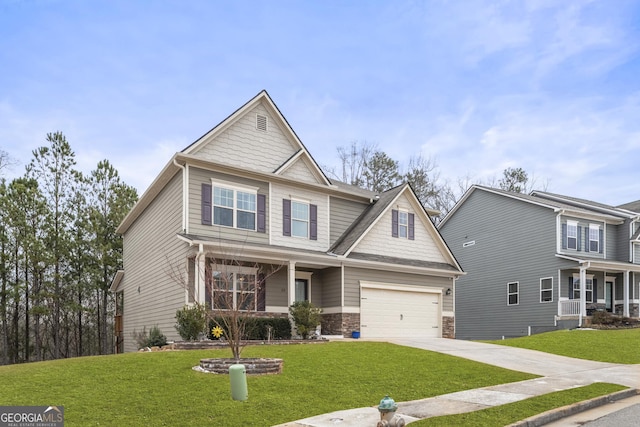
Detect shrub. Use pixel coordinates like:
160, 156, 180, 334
175, 303, 207, 341
289, 301, 322, 339
208, 317, 291, 340
133, 326, 168, 348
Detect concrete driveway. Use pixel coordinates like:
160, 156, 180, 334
275, 337, 639, 427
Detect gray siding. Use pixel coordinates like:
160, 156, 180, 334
188, 166, 270, 244
329, 197, 368, 244
343, 267, 453, 310
121, 173, 188, 352
265, 268, 288, 307
440, 189, 567, 340
318, 267, 342, 307
609, 223, 622, 261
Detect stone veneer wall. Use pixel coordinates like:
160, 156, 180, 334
615, 303, 639, 318
321, 312, 360, 336
442, 316, 455, 339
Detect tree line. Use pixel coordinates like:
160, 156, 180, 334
0, 133, 137, 365
325, 140, 538, 223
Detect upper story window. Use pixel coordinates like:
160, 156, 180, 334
392, 209, 415, 240
588, 224, 600, 253
201, 182, 266, 233
283, 198, 317, 240
291, 201, 309, 238
213, 185, 256, 230
566, 221, 578, 250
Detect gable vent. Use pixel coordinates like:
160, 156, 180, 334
256, 114, 268, 131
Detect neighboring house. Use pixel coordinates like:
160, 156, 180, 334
438, 185, 640, 340
110, 90, 463, 352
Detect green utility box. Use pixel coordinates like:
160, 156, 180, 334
229, 364, 248, 401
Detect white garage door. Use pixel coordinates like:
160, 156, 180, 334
360, 286, 441, 338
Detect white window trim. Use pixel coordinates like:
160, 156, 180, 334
567, 220, 578, 250
209, 265, 258, 311
211, 180, 258, 231
572, 273, 594, 303
589, 224, 600, 252
398, 210, 409, 239
291, 199, 310, 239
507, 281, 519, 306
540, 277, 553, 303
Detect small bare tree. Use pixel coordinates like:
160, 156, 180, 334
166, 251, 284, 360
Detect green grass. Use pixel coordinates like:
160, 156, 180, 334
0, 342, 536, 426
411, 382, 627, 426
484, 328, 640, 364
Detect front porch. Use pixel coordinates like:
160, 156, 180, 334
556, 258, 640, 326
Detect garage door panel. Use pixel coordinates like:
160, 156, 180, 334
360, 287, 440, 338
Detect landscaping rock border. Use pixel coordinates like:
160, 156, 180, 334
198, 357, 284, 375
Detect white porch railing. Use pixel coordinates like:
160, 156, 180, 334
559, 300, 581, 316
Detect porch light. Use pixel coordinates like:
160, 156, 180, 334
445, 288, 452, 296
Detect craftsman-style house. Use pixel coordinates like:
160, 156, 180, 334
439, 185, 640, 340
111, 91, 463, 352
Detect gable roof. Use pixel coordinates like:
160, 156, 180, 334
531, 190, 638, 220
182, 90, 331, 186
329, 182, 463, 272
439, 185, 627, 228
618, 200, 640, 213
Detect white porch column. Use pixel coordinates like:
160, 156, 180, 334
288, 261, 296, 306
623, 270, 630, 317
579, 267, 587, 326
196, 245, 206, 304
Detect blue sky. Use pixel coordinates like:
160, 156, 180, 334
1, 0, 639, 205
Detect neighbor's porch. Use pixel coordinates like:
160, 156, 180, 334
556, 260, 640, 326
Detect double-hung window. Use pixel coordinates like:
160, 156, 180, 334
572, 274, 594, 302
589, 224, 600, 253
206, 267, 257, 311
211, 184, 256, 230
540, 277, 553, 303
291, 201, 309, 238
398, 211, 409, 238
507, 282, 519, 305
567, 221, 578, 250
391, 209, 414, 240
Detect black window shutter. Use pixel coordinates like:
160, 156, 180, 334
201, 183, 212, 225
584, 227, 589, 252
577, 226, 582, 251
408, 213, 415, 240
599, 229, 604, 254
593, 278, 597, 301
257, 194, 266, 233
283, 199, 291, 236
561, 223, 567, 249
310, 204, 317, 240
568, 276, 573, 299
391, 209, 398, 238
257, 273, 266, 311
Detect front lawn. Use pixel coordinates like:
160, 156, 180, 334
0, 342, 536, 426
485, 328, 640, 364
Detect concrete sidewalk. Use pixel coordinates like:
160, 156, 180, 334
274, 338, 640, 426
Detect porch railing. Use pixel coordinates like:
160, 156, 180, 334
559, 300, 581, 316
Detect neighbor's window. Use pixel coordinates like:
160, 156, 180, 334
207, 268, 257, 311
213, 185, 256, 230
540, 277, 553, 303
507, 282, 519, 306
589, 224, 600, 252
291, 201, 309, 238
572, 274, 594, 303
398, 211, 409, 238
567, 221, 578, 250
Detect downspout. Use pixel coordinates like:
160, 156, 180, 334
173, 158, 188, 233
195, 243, 205, 305
579, 261, 591, 327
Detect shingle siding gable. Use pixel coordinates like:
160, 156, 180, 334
192, 104, 299, 173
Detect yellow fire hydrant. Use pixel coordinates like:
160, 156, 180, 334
377, 395, 405, 427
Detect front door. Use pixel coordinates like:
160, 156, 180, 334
605, 281, 613, 312
294, 279, 309, 302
